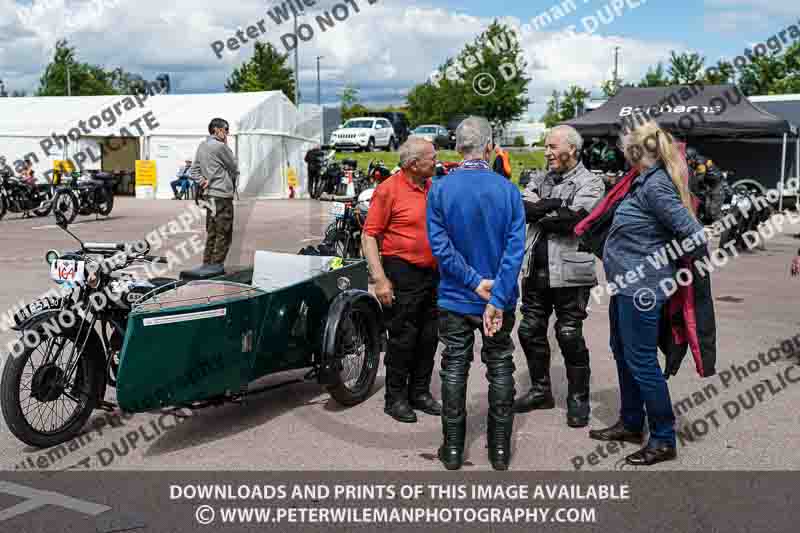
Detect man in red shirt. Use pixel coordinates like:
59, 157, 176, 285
362, 138, 440, 423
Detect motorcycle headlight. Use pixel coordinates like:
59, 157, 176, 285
45, 250, 59, 265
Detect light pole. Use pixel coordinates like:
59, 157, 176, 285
293, 13, 300, 105
316, 55, 324, 106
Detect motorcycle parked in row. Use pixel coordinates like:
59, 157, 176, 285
718, 176, 772, 251
1, 211, 172, 447
0, 168, 55, 220
53, 170, 117, 224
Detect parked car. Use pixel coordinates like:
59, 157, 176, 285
410, 125, 452, 149
374, 112, 410, 146
330, 117, 397, 152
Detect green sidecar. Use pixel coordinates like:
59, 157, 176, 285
116, 251, 384, 413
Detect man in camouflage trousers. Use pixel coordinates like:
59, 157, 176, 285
191, 118, 240, 266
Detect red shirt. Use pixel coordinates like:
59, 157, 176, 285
363, 170, 436, 269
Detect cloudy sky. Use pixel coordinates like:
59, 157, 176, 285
1, 0, 798, 120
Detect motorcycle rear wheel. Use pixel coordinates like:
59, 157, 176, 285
54, 190, 79, 224
96, 190, 114, 216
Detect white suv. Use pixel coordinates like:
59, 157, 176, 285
330, 117, 397, 152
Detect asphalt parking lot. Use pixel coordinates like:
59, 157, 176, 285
1, 197, 799, 472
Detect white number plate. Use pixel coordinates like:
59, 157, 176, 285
50, 259, 86, 284
330, 202, 346, 217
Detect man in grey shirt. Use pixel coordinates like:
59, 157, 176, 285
191, 118, 239, 266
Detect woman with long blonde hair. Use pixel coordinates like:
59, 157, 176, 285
588, 118, 705, 466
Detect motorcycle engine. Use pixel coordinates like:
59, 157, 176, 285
109, 278, 159, 308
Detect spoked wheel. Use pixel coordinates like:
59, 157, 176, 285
96, 189, 114, 216
325, 299, 381, 406
54, 190, 79, 224
32, 187, 54, 217
1, 329, 105, 447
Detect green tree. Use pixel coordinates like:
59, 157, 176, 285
559, 85, 591, 120
703, 60, 735, 85
340, 84, 359, 107
36, 39, 119, 96
406, 20, 530, 130
738, 42, 800, 96
541, 90, 562, 128
225, 42, 296, 103
668, 51, 705, 84
342, 103, 371, 121
638, 62, 670, 87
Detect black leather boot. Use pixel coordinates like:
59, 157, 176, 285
409, 370, 442, 416
438, 376, 467, 470
385, 367, 417, 423
487, 412, 513, 470
566, 365, 591, 428
487, 358, 515, 471
438, 413, 466, 470
513, 352, 554, 413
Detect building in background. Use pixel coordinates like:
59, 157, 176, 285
0, 91, 321, 199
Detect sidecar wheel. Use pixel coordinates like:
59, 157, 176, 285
1, 329, 105, 448
326, 299, 381, 406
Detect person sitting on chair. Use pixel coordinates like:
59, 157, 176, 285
171, 159, 193, 199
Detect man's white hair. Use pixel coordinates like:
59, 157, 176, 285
455, 116, 492, 157
399, 137, 432, 168
549, 125, 584, 153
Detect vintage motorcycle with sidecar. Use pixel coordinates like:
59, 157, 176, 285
1, 213, 384, 448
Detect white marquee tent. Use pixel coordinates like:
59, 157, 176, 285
0, 91, 320, 199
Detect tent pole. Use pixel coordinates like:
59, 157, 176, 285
779, 133, 787, 212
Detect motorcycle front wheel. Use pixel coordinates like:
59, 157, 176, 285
1, 328, 105, 448
0, 194, 6, 220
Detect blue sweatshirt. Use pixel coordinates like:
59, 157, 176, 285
426, 163, 526, 316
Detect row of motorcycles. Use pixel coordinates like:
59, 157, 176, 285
0, 167, 116, 223
581, 138, 775, 250
303, 154, 459, 260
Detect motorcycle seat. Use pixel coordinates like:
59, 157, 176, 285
179, 264, 225, 281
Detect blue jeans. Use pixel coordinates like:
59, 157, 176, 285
609, 295, 676, 447
171, 177, 190, 197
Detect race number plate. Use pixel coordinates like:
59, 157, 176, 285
330, 202, 346, 218
49, 259, 86, 284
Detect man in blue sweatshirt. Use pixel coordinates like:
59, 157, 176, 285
426, 116, 526, 471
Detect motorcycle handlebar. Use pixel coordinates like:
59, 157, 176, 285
144, 255, 168, 264
84, 242, 126, 253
